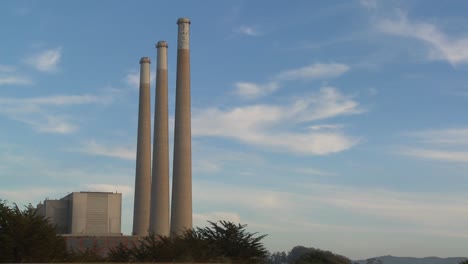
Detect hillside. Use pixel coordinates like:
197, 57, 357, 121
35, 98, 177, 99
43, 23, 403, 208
355, 256, 467, 264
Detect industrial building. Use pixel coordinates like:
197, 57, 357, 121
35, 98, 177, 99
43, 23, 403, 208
36, 18, 193, 255
37, 192, 122, 236
133, 17, 193, 237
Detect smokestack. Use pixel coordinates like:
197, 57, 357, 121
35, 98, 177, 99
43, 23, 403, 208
149, 41, 170, 236
132, 57, 152, 236
171, 17, 192, 235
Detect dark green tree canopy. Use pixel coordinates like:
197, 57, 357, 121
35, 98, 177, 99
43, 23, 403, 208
108, 220, 268, 263
0, 200, 67, 263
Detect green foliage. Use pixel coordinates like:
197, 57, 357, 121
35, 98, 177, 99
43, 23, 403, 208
107, 242, 132, 262
366, 258, 383, 264
268, 246, 352, 264
109, 220, 268, 263
269, 251, 288, 264
295, 249, 352, 264
0, 199, 67, 263
66, 247, 107, 263
459, 260, 468, 264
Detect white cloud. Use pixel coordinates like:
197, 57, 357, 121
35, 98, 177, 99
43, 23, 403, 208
125, 71, 156, 89
0, 187, 64, 206
234, 63, 349, 99
398, 128, 468, 162
25, 47, 62, 72
0, 64, 32, 86
408, 128, 468, 146
0, 94, 111, 133
194, 212, 242, 227
15, 114, 77, 134
400, 148, 468, 163
276, 63, 350, 81
83, 184, 133, 196
234, 81, 279, 99
195, 180, 468, 238
359, 0, 377, 9
377, 12, 468, 65
292, 87, 364, 121
0, 76, 32, 86
0, 64, 16, 73
294, 167, 336, 176
193, 87, 362, 155
235, 26, 260, 36
75, 140, 135, 160
0, 94, 110, 107
308, 124, 344, 131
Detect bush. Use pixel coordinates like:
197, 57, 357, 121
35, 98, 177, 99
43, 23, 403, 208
108, 220, 268, 263
0, 200, 67, 263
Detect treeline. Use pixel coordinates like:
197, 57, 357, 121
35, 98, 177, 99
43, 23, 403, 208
0, 199, 268, 263
106, 220, 268, 263
268, 246, 353, 264
1, 199, 371, 264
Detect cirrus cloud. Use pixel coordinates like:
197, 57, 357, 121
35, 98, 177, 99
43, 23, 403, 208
194, 87, 363, 155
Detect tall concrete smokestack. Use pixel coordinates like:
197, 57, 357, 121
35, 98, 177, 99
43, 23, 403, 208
171, 17, 192, 235
132, 57, 152, 236
149, 41, 170, 237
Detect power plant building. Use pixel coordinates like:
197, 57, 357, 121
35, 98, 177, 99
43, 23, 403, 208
32, 17, 194, 256
37, 192, 122, 235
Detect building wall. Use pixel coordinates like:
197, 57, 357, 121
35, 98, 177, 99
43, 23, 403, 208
108, 193, 122, 234
39, 200, 69, 234
70, 192, 122, 235
38, 192, 122, 236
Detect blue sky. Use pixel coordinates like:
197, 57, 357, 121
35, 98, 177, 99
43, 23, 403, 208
1, 0, 468, 259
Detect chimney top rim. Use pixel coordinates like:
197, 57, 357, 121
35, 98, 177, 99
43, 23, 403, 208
156, 41, 168, 48
139, 57, 151, 64
177, 17, 191, 24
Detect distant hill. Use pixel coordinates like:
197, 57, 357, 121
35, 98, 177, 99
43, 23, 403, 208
354, 255, 467, 264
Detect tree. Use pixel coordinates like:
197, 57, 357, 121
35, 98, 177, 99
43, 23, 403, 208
268, 251, 288, 264
366, 258, 383, 264
107, 242, 132, 262
197, 220, 268, 263
107, 220, 268, 263
0, 200, 67, 263
295, 248, 352, 264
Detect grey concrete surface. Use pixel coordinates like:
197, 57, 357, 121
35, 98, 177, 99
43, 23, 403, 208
171, 18, 193, 235
150, 41, 170, 237
132, 57, 152, 236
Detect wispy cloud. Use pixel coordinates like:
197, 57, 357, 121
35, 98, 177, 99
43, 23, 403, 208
0, 64, 16, 73
294, 167, 336, 176
194, 212, 241, 227
125, 71, 156, 89
0, 76, 32, 86
408, 128, 468, 146
195, 180, 468, 239
0, 94, 110, 106
377, 12, 468, 65
400, 148, 468, 163
234, 81, 279, 99
0, 94, 112, 133
11, 114, 78, 134
193, 87, 363, 155
398, 128, 468, 162
359, 0, 378, 10
83, 184, 133, 196
235, 25, 260, 36
235, 63, 350, 99
25, 47, 62, 72
0, 64, 33, 86
74, 140, 136, 160
276, 63, 350, 81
